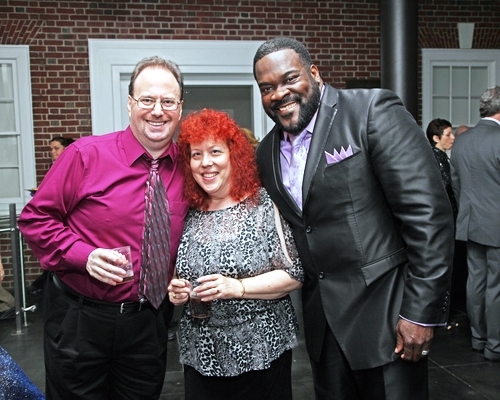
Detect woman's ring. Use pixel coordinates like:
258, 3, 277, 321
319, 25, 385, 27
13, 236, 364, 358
172, 293, 176, 299
216, 288, 220, 293
421, 349, 429, 356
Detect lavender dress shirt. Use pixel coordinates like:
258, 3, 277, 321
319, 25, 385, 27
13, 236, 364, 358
18, 126, 189, 303
280, 114, 317, 204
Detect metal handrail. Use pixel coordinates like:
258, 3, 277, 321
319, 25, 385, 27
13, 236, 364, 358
0, 205, 36, 334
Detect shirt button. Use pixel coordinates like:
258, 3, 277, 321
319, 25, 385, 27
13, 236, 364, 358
306, 226, 312, 233
318, 272, 325, 279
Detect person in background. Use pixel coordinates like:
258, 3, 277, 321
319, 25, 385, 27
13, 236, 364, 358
49, 136, 75, 162
426, 118, 457, 219
451, 85, 500, 362
0, 346, 45, 400
1, 259, 45, 398
241, 127, 260, 149
0, 258, 15, 320
18, 56, 189, 400
253, 36, 454, 399
455, 125, 469, 137
168, 109, 303, 400
426, 118, 467, 328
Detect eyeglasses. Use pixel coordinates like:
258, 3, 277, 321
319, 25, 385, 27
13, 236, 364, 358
130, 96, 182, 111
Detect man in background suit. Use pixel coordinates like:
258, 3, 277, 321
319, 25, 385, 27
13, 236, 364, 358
451, 85, 500, 362
253, 37, 454, 399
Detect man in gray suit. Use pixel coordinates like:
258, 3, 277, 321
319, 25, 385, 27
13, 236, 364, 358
254, 37, 454, 399
451, 85, 500, 362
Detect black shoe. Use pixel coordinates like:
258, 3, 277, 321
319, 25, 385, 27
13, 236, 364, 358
168, 331, 176, 341
0, 307, 16, 320
484, 349, 500, 362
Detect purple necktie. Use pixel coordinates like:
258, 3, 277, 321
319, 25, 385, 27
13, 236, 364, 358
288, 134, 307, 210
139, 157, 171, 309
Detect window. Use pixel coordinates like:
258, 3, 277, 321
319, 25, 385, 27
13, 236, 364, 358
0, 46, 35, 215
422, 49, 500, 130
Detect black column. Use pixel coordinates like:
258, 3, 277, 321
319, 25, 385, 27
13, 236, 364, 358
380, 0, 418, 120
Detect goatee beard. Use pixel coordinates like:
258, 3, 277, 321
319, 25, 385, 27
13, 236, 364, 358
272, 82, 321, 135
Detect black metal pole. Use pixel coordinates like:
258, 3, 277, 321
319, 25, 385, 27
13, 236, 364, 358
380, 0, 419, 120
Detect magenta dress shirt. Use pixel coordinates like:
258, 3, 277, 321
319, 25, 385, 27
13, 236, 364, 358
18, 126, 189, 303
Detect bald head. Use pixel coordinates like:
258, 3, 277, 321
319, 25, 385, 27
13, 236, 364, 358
455, 125, 469, 136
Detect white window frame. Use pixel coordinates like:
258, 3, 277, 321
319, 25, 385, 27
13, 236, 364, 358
0, 45, 36, 216
422, 49, 500, 130
88, 39, 273, 140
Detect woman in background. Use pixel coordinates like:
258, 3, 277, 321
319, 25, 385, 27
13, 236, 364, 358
168, 109, 303, 400
426, 118, 457, 219
426, 118, 464, 329
49, 136, 75, 162
240, 127, 259, 149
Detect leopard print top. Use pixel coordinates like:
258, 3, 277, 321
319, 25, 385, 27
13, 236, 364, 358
175, 188, 304, 377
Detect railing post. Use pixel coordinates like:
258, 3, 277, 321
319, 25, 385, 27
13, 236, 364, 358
9, 203, 24, 334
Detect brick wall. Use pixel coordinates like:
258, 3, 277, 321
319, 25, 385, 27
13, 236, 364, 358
1, 0, 500, 287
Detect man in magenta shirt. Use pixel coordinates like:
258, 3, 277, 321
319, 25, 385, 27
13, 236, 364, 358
18, 56, 189, 400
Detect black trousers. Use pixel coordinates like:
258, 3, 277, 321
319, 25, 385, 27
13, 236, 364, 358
43, 274, 170, 400
184, 350, 293, 400
310, 325, 428, 400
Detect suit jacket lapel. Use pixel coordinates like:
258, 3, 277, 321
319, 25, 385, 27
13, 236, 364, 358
302, 85, 338, 208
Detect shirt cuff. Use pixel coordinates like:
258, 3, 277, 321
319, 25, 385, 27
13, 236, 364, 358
64, 241, 96, 271
399, 315, 447, 327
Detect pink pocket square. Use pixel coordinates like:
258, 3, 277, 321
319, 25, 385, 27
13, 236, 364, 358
325, 145, 353, 164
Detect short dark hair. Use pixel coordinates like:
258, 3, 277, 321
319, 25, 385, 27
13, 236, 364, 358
128, 56, 184, 101
50, 136, 75, 147
426, 118, 452, 146
253, 37, 313, 79
479, 85, 500, 118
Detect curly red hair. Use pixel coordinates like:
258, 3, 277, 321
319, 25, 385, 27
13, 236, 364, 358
177, 108, 261, 210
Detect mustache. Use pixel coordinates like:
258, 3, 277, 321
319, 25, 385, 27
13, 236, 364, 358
270, 95, 301, 112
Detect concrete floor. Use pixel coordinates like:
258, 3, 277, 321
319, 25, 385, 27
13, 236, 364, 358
1, 290, 500, 399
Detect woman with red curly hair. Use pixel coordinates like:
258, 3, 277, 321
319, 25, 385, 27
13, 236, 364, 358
168, 109, 304, 400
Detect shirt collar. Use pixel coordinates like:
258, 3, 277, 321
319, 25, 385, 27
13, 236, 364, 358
483, 117, 500, 127
122, 125, 177, 166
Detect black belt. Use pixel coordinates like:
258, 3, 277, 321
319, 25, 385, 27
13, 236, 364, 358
51, 273, 150, 314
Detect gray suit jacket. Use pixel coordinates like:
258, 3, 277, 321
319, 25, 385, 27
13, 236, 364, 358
256, 85, 454, 370
451, 118, 500, 247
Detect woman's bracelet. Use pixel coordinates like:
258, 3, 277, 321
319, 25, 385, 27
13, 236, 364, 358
238, 279, 245, 298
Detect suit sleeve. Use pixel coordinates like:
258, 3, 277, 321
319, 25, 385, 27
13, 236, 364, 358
366, 90, 454, 324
